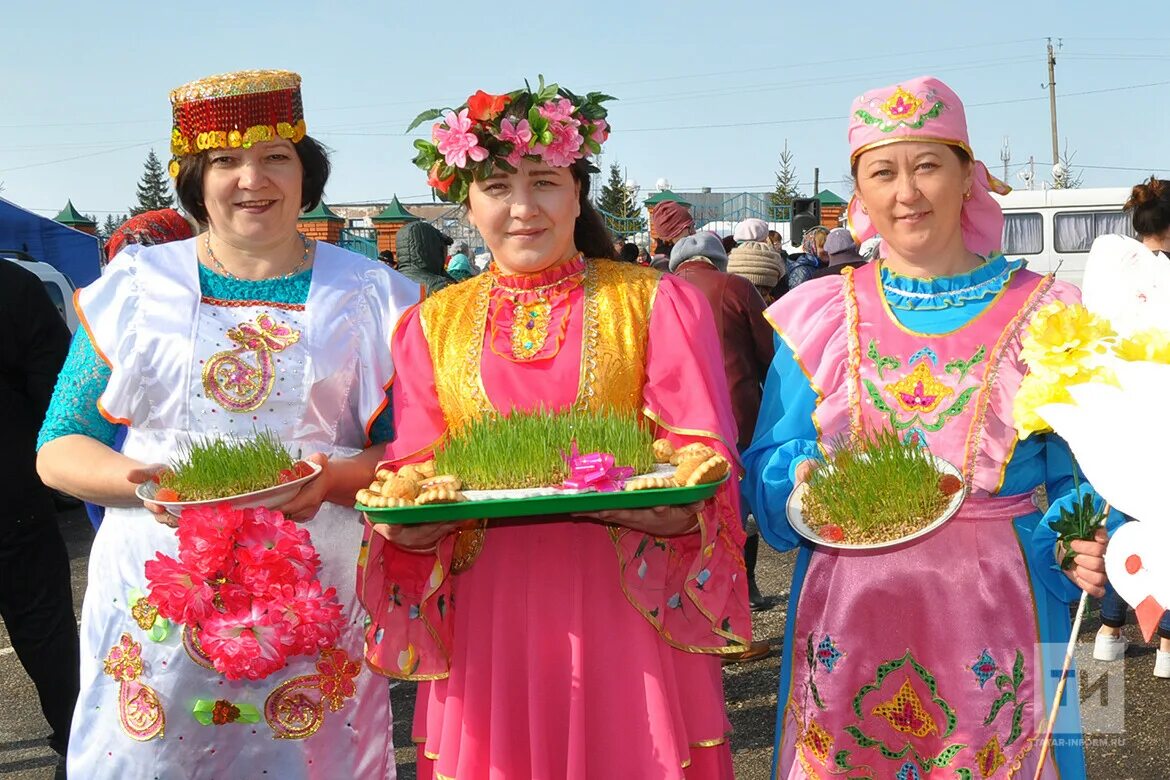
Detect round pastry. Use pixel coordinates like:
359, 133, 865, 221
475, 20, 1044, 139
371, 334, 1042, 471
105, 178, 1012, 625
356, 488, 378, 506
652, 439, 675, 463
420, 475, 463, 492
416, 487, 467, 505
416, 460, 438, 479
624, 476, 676, 491
671, 456, 706, 486
375, 468, 394, 481
684, 454, 730, 486
382, 475, 421, 500
669, 442, 716, 466
396, 465, 423, 482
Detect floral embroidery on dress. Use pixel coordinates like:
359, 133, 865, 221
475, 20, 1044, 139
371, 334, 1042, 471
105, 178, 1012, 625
843, 652, 964, 772
975, 735, 1007, 777
861, 342, 987, 436
103, 633, 165, 741
815, 635, 844, 673
896, 760, 923, 780
127, 587, 170, 642
201, 312, 300, 413
970, 649, 998, 689
978, 649, 1028, 746
264, 647, 361, 739
801, 718, 834, 764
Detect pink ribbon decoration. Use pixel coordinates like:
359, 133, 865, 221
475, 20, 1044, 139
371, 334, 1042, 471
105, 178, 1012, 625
561, 444, 635, 492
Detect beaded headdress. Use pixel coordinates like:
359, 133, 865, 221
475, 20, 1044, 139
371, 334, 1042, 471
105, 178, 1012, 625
409, 77, 614, 204
168, 69, 308, 177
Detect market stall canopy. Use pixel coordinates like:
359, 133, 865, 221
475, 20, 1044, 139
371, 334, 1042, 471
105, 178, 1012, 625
0, 197, 101, 286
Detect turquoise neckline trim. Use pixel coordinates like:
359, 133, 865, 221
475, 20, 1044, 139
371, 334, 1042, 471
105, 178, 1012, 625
197, 263, 312, 305
880, 255, 1023, 311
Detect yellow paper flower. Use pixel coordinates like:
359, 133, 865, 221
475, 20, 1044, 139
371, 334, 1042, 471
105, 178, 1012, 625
1013, 373, 1069, 439
1020, 301, 1115, 380
1114, 328, 1170, 363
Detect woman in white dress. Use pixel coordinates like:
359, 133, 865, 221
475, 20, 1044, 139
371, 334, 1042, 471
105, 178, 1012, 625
36, 69, 418, 779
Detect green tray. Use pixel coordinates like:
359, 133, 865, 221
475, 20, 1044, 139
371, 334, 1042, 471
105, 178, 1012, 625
359, 476, 727, 525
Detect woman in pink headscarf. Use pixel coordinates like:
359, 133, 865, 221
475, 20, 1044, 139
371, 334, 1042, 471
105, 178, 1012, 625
742, 76, 1113, 779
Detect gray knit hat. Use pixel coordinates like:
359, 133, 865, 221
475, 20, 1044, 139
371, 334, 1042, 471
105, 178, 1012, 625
669, 232, 729, 272
727, 241, 785, 288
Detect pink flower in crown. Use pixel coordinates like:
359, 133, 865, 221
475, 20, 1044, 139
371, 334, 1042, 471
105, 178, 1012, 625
540, 121, 585, 167
496, 117, 534, 167
432, 108, 490, 169
880, 86, 924, 121
538, 97, 577, 123
589, 118, 609, 146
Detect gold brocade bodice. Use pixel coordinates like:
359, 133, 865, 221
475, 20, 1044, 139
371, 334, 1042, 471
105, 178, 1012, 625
419, 259, 661, 430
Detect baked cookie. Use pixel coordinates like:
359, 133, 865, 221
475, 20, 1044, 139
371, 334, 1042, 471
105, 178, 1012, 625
652, 439, 675, 463
669, 442, 716, 466
684, 454, 730, 486
416, 487, 467, 505
624, 475, 676, 491
420, 475, 463, 492
382, 475, 421, 501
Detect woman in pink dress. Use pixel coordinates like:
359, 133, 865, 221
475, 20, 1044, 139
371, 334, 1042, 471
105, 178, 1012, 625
357, 81, 752, 779
742, 76, 1112, 779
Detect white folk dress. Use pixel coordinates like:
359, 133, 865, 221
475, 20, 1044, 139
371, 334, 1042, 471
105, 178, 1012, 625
68, 239, 419, 779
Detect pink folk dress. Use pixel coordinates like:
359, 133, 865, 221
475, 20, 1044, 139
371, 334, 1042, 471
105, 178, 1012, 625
357, 257, 752, 779
753, 261, 1088, 779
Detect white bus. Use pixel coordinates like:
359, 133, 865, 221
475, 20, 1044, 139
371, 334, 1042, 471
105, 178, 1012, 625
992, 187, 1135, 288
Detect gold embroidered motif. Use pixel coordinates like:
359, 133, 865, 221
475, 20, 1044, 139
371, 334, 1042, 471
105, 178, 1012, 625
975, 734, 1007, 777
264, 647, 361, 739
870, 679, 939, 738
509, 297, 553, 359
103, 633, 165, 741
130, 597, 159, 632
420, 260, 659, 430
201, 312, 300, 413
800, 718, 834, 763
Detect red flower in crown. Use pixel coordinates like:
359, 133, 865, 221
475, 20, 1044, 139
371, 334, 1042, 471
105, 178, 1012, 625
466, 90, 511, 122
427, 162, 456, 194
881, 87, 924, 121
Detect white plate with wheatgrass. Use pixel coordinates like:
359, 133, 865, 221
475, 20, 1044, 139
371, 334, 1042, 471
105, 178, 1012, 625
135, 431, 321, 518
784, 429, 966, 550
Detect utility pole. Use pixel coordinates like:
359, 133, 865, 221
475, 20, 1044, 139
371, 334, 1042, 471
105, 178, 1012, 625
1045, 38, 1061, 171
1000, 136, 1011, 183
813, 167, 820, 194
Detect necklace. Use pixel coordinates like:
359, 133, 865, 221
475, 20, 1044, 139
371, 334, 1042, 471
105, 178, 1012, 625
205, 233, 312, 281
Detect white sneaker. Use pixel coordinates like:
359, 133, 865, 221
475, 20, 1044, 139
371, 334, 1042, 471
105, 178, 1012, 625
1093, 631, 1128, 662
1154, 650, 1170, 679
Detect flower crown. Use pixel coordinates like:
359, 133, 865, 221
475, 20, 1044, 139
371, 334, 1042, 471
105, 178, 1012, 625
409, 77, 614, 204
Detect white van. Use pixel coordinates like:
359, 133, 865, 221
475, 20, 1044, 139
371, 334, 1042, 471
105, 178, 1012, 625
992, 187, 1134, 288
1, 250, 80, 333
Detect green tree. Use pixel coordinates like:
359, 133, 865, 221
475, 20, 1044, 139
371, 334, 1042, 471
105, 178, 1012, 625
1051, 143, 1083, 190
594, 162, 645, 235
770, 140, 802, 218
99, 213, 130, 242
131, 150, 175, 215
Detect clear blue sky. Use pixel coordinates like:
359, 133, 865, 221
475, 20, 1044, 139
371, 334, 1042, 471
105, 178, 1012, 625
3, 0, 1169, 218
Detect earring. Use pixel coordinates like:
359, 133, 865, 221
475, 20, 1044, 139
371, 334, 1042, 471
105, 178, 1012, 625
963, 190, 972, 201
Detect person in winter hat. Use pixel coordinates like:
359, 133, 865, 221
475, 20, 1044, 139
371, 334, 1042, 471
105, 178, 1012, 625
728, 219, 786, 303
396, 221, 457, 295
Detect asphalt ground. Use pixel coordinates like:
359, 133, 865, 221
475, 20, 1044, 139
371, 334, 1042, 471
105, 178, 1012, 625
1, 510, 1165, 779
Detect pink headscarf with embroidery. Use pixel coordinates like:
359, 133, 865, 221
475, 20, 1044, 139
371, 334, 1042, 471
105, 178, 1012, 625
846, 75, 1010, 257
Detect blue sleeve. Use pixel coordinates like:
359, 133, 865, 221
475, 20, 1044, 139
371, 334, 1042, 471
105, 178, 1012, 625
368, 387, 395, 444
36, 328, 119, 449
741, 333, 822, 552
1029, 435, 1124, 603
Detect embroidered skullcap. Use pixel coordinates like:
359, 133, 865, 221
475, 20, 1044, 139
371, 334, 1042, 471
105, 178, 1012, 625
846, 75, 1011, 257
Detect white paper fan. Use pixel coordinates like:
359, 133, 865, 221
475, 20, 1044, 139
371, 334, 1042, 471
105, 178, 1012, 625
1082, 234, 1170, 336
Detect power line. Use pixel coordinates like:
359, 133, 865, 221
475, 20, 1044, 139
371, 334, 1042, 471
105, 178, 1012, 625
0, 141, 154, 174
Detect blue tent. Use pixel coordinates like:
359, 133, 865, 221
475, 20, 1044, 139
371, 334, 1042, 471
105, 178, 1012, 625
0, 197, 101, 287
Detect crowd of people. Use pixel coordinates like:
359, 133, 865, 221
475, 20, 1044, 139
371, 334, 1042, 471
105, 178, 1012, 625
6, 66, 1164, 779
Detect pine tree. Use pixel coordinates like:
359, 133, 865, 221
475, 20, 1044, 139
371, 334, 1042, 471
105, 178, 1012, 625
1051, 143, 1083, 190
770, 141, 802, 217
594, 163, 645, 235
131, 150, 175, 215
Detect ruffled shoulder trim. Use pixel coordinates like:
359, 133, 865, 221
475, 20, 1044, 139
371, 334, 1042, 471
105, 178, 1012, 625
881, 255, 1026, 310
